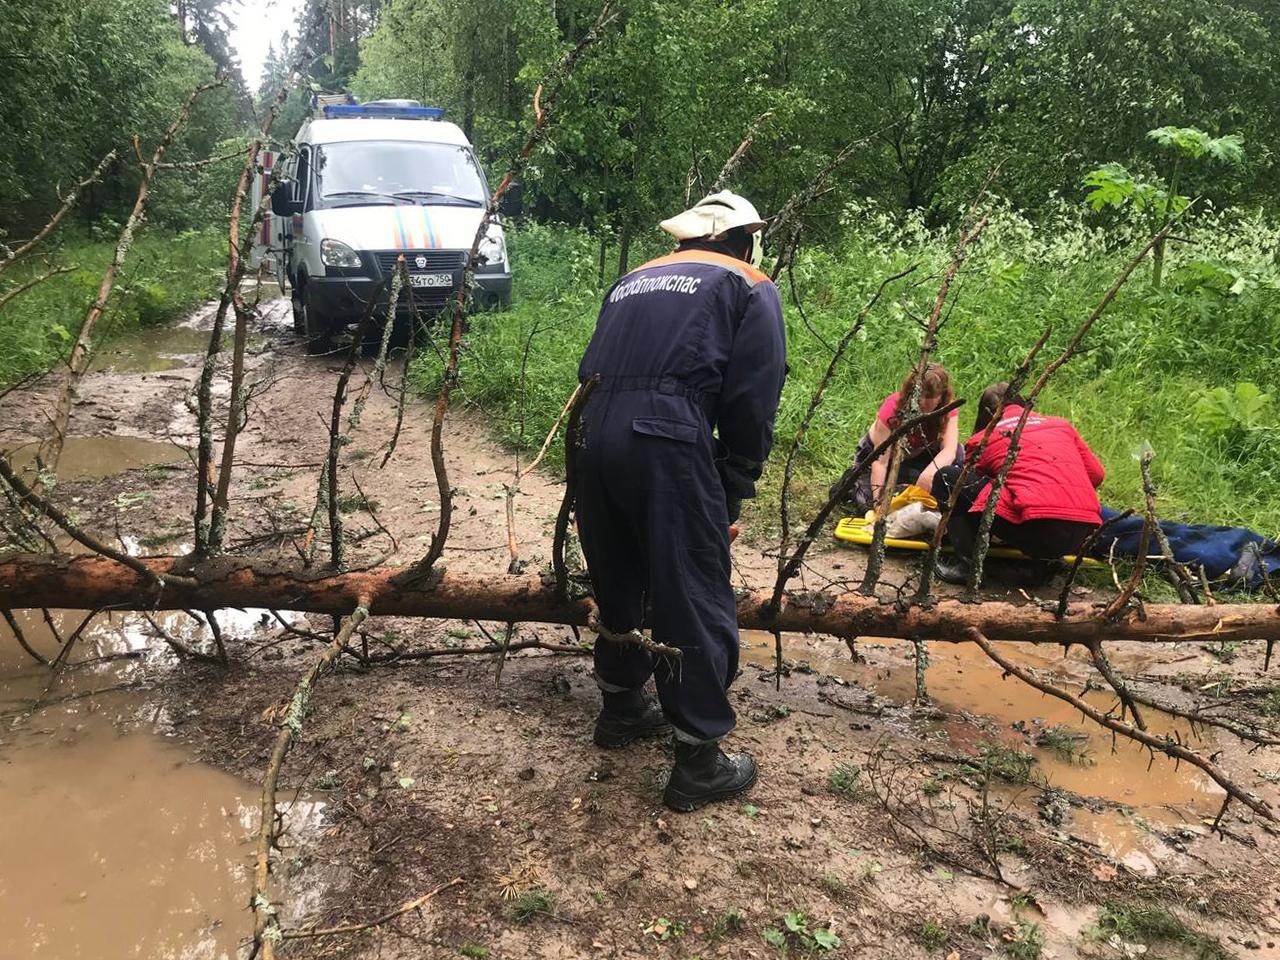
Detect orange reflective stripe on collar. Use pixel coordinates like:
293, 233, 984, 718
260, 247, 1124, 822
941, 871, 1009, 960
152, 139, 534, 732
633, 249, 772, 287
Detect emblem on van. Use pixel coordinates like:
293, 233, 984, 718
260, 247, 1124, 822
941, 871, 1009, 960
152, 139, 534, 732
415, 255, 428, 269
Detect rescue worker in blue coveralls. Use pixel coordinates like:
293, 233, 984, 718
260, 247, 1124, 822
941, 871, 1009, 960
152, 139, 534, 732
573, 191, 788, 812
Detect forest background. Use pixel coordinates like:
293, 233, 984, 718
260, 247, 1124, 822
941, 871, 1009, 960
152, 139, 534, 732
2, 0, 1278, 537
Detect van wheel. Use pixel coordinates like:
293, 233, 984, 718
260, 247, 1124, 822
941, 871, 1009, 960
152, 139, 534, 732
301, 295, 334, 355
291, 284, 306, 334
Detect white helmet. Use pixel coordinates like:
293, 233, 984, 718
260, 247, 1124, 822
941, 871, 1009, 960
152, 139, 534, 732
660, 190, 766, 268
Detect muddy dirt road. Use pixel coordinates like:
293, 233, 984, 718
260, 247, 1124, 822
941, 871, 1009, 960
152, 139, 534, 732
2, 301, 1278, 959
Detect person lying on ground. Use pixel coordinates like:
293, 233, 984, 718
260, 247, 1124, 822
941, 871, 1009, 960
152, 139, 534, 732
840, 362, 962, 515
930, 382, 1104, 585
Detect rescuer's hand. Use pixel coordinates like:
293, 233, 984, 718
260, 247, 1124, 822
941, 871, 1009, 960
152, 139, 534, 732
729, 524, 740, 543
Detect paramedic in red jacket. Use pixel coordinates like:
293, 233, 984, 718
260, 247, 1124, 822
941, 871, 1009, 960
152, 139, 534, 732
930, 382, 1104, 584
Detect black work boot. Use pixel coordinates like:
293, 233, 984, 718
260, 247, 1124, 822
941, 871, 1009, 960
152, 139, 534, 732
934, 555, 973, 586
662, 740, 758, 812
593, 689, 670, 749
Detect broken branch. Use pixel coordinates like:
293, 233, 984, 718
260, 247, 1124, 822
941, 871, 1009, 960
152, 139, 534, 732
251, 598, 371, 959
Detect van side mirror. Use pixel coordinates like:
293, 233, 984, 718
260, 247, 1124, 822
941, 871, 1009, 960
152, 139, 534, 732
498, 181, 523, 217
271, 184, 300, 217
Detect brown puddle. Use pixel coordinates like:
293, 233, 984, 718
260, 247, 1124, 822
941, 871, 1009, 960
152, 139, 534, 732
741, 630, 1222, 859
0, 609, 314, 959
6, 436, 187, 481
88, 325, 212, 374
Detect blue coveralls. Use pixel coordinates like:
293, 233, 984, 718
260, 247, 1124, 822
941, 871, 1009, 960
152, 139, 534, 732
575, 244, 787, 742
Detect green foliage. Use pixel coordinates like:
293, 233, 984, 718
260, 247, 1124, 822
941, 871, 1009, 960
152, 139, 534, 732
826, 763, 865, 799
977, 741, 1036, 784
0, 227, 225, 386
427, 202, 1280, 546
0, 0, 244, 231
1033, 725, 1091, 764
644, 917, 686, 941
458, 945, 490, 959
967, 0, 1278, 212
711, 907, 747, 940
1003, 921, 1044, 960
1193, 382, 1276, 458
818, 873, 845, 897
762, 911, 840, 954
1085, 125, 1247, 286
1093, 903, 1231, 960
1082, 163, 1168, 214
1148, 127, 1245, 165
920, 776, 945, 797
349, 0, 1280, 230
504, 887, 557, 924
919, 919, 949, 950
1260, 688, 1280, 718
336, 492, 380, 514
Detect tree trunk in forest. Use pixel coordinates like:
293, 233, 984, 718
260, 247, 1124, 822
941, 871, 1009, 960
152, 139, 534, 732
616, 225, 631, 277
463, 66, 476, 143
3, 553, 1278, 646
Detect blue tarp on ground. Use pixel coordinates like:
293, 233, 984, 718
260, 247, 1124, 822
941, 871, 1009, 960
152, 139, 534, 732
1093, 507, 1280, 592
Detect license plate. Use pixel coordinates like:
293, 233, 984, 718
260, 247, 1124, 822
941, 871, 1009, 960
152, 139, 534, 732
409, 272, 452, 288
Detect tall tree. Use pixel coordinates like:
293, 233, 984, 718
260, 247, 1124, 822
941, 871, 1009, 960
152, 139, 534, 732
0, 0, 241, 230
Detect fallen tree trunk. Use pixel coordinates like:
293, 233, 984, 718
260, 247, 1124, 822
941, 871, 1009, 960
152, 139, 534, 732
2, 553, 1279, 644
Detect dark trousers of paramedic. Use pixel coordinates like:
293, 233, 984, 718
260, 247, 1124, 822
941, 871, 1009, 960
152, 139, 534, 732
574, 396, 739, 743
931, 465, 1095, 562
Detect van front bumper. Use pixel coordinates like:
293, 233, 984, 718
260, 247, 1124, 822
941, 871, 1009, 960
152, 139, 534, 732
306, 272, 511, 324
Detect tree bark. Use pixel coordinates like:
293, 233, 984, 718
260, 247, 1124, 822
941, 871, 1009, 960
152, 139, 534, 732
3, 553, 1278, 645
616, 225, 631, 277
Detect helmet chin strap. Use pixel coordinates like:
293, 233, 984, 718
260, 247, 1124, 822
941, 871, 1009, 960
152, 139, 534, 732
748, 230, 763, 269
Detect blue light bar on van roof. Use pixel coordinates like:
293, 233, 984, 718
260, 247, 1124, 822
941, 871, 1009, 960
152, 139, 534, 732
323, 104, 444, 120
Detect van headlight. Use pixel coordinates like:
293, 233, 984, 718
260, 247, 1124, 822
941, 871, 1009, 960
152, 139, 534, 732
477, 232, 507, 270
321, 238, 363, 269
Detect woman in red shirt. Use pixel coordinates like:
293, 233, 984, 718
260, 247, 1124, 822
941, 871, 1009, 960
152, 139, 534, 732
931, 382, 1105, 585
846, 363, 963, 514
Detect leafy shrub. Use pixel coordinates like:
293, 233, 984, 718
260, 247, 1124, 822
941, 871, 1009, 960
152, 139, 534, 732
1193, 381, 1275, 458
421, 204, 1280, 541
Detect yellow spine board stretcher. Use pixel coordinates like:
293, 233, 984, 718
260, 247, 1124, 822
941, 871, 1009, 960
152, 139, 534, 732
833, 486, 1104, 567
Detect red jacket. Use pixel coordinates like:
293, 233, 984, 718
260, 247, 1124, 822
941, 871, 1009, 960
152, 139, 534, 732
966, 405, 1104, 525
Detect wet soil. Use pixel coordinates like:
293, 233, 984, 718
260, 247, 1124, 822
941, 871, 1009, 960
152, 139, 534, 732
1, 300, 1278, 959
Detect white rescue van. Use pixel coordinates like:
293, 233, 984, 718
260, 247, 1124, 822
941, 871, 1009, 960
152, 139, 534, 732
253, 98, 514, 352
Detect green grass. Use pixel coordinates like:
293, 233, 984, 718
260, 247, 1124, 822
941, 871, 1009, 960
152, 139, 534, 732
710, 906, 747, 940
977, 740, 1036, 783
418, 206, 1280, 550
919, 919, 949, 950
827, 762, 866, 798
503, 886, 557, 924
1034, 724, 1092, 763
0, 226, 226, 386
1260, 687, 1280, 717
1004, 920, 1045, 960
1093, 903, 1231, 960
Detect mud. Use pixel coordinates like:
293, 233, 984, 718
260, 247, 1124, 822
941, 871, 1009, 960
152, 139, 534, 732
740, 631, 1223, 856
2, 301, 1279, 959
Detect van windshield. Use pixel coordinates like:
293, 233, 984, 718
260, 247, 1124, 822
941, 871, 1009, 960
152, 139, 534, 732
315, 141, 486, 207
